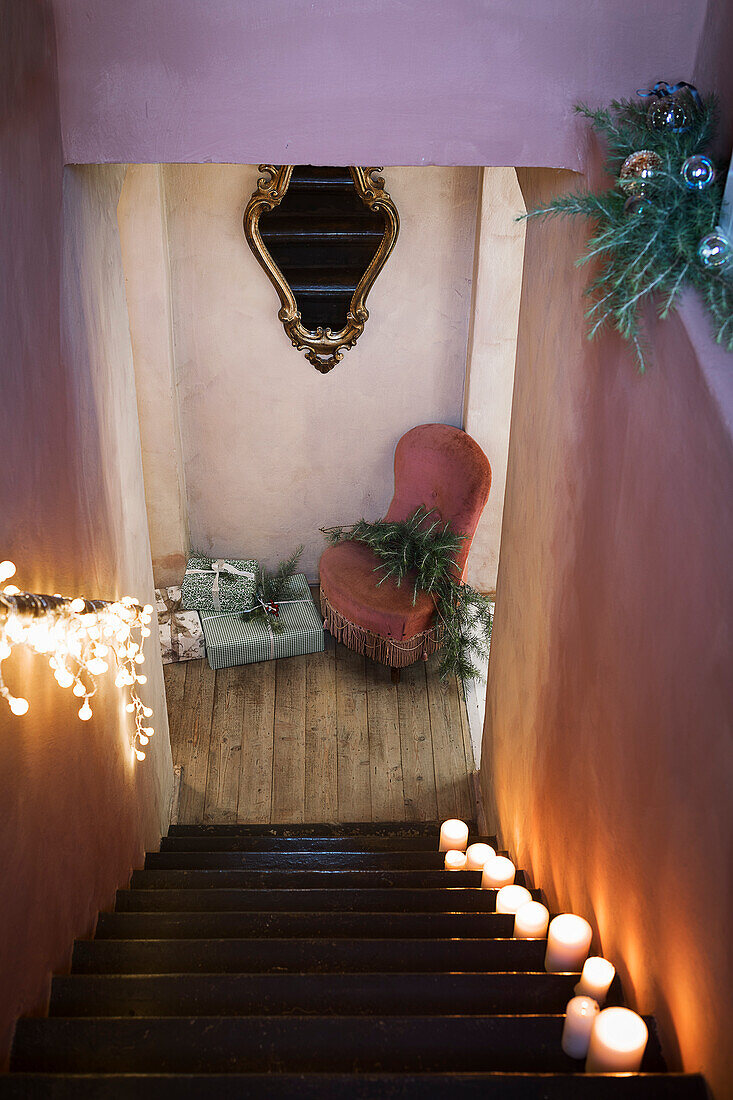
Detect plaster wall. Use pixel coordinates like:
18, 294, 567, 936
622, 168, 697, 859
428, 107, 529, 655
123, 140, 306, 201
0, 4, 171, 1063
481, 167, 733, 1099
464, 168, 526, 592
118, 165, 189, 588
119, 164, 480, 582
51, 0, 716, 169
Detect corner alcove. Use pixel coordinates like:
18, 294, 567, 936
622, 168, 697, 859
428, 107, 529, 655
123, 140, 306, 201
117, 165, 525, 596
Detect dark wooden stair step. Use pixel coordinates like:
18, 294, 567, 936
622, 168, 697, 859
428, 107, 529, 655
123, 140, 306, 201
263, 190, 377, 219
295, 294, 354, 331
96, 910, 515, 939
129, 869, 520, 889
261, 240, 380, 270
9, 1015, 665, 1073
50, 971, 587, 1017
115, 887, 537, 913
260, 216, 384, 242
287, 167, 354, 188
0, 1073, 708, 1099
287, 271, 360, 296
160, 835, 494, 853
71, 937, 548, 975
168, 823, 474, 838
144, 851, 501, 871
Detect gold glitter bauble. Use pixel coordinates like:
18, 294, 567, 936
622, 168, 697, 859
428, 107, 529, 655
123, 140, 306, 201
619, 150, 662, 194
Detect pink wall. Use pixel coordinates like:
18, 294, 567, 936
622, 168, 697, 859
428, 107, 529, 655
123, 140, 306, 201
52, 0, 720, 168
481, 166, 733, 1099
0, 3, 171, 1066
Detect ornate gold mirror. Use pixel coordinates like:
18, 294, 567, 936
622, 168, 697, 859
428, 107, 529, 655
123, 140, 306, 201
243, 166, 399, 373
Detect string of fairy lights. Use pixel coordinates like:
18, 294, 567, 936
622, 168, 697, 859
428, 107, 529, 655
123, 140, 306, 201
0, 561, 155, 760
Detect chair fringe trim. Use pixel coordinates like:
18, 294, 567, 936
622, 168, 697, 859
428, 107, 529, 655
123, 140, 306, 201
320, 590, 443, 669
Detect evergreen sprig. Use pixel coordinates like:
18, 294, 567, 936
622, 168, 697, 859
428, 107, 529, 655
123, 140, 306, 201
322, 507, 493, 681
248, 545, 304, 633
524, 95, 732, 370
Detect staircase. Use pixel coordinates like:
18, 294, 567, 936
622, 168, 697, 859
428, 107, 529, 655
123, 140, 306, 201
1, 822, 707, 1096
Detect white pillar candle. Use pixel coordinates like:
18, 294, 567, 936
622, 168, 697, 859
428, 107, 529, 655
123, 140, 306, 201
439, 819, 469, 852
545, 914, 593, 972
562, 996, 600, 1059
444, 849, 468, 870
481, 856, 515, 889
465, 842, 495, 870
575, 957, 616, 1006
514, 901, 550, 939
495, 884, 532, 914
585, 1007, 648, 1073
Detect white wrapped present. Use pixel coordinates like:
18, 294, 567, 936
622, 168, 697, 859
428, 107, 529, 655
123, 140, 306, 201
155, 586, 205, 664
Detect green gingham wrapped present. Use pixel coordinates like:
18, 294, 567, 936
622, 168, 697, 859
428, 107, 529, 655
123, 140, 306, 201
181, 554, 258, 614
201, 574, 324, 670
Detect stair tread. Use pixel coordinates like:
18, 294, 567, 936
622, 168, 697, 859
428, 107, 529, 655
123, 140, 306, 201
115, 887, 537, 912
71, 937, 549, 974
129, 869, 522, 889
167, 823, 474, 837
0, 1073, 708, 1099
160, 836, 495, 852
96, 910, 515, 938
10, 1015, 665, 1074
144, 852, 503, 870
51, 971, 589, 1017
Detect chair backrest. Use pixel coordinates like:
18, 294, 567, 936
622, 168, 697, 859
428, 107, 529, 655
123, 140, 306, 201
384, 423, 492, 580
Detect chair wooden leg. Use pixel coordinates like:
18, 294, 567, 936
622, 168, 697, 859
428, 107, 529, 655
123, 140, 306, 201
390, 666, 401, 685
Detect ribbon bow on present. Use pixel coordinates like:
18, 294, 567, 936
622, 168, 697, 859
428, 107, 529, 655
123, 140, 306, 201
157, 587, 201, 654
186, 559, 257, 612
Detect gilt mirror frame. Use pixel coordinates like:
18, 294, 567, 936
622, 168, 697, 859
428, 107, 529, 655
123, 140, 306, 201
243, 166, 399, 373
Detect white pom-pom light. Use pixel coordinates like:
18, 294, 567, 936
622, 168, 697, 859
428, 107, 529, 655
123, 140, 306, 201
0, 563, 155, 760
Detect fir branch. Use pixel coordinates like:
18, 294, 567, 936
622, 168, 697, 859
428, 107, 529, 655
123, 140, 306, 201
525, 92, 732, 371
321, 509, 492, 682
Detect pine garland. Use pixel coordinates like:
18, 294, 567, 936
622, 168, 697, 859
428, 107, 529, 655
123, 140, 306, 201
524, 93, 733, 370
322, 507, 493, 681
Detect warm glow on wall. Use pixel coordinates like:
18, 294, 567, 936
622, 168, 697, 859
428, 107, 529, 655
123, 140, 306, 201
0, 561, 155, 759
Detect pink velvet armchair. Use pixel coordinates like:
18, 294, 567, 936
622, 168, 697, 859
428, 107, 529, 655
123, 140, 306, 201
319, 423, 492, 677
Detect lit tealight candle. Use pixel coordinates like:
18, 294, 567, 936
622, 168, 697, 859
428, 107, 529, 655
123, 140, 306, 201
562, 995, 600, 1059
513, 901, 550, 939
575, 957, 616, 1006
495, 884, 532, 914
481, 855, 515, 889
439, 819, 469, 852
444, 849, 468, 871
465, 842, 495, 870
545, 914, 593, 973
585, 1007, 648, 1073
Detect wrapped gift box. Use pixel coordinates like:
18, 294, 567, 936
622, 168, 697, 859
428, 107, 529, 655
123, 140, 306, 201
201, 574, 324, 670
155, 586, 205, 664
181, 554, 258, 613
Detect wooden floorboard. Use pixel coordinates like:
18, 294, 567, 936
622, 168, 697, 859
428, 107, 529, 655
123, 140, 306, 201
203, 666, 244, 824
426, 658, 474, 822
335, 643, 372, 822
397, 662, 439, 821
175, 660, 215, 824
305, 631, 338, 821
165, 638, 474, 824
237, 660, 275, 824
272, 655, 308, 823
366, 660, 405, 822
